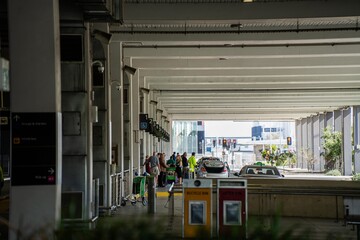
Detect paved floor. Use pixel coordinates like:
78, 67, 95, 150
107, 188, 358, 240
0, 187, 358, 239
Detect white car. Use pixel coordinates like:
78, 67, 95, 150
196, 157, 230, 178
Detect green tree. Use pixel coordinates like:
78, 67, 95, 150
321, 126, 342, 172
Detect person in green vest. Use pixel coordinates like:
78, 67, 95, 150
188, 152, 197, 179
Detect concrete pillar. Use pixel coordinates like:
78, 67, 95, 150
8, 0, 61, 238
140, 88, 150, 170
334, 109, 342, 172
354, 106, 360, 174
334, 110, 342, 133
325, 112, 333, 131
301, 118, 308, 169
110, 42, 124, 197
131, 70, 140, 175
92, 23, 112, 212
295, 120, 302, 169
343, 108, 352, 176
123, 56, 134, 194
307, 117, 314, 171
319, 113, 325, 172
313, 115, 321, 172
145, 91, 151, 157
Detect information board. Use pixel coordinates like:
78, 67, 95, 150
12, 112, 56, 186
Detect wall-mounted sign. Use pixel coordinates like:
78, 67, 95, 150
139, 113, 148, 130
12, 112, 56, 186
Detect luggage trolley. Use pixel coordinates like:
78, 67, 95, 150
121, 176, 147, 206
166, 167, 176, 185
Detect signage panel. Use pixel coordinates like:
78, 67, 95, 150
11, 112, 56, 186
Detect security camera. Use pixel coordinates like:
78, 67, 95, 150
116, 85, 121, 91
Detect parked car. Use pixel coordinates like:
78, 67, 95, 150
196, 157, 230, 178
234, 165, 284, 178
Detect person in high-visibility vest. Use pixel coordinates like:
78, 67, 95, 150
188, 152, 197, 179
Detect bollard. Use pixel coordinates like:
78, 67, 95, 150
167, 182, 175, 216
147, 176, 156, 214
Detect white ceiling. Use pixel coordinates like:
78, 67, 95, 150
109, 0, 360, 121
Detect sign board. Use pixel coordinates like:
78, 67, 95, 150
11, 112, 56, 186
183, 179, 212, 239
139, 113, 148, 130
217, 179, 247, 238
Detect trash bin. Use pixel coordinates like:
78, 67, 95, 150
183, 179, 213, 239
217, 179, 247, 239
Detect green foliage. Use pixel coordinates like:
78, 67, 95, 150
352, 173, 360, 181
325, 169, 342, 176
261, 147, 296, 167
321, 126, 342, 171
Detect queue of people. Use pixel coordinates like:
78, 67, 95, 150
143, 151, 197, 187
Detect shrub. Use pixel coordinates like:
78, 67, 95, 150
352, 173, 360, 181
325, 169, 342, 176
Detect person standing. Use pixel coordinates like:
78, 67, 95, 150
175, 155, 183, 184
149, 151, 160, 187
158, 153, 168, 187
143, 155, 150, 175
188, 152, 197, 179
181, 152, 189, 179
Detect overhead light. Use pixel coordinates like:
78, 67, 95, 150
123, 65, 137, 75
92, 60, 104, 73
243, 0, 253, 2
92, 29, 112, 44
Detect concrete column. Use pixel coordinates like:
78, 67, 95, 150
301, 118, 308, 169
149, 95, 158, 152
343, 108, 352, 176
325, 112, 333, 131
8, 0, 61, 238
145, 91, 151, 157
123, 56, 134, 194
334, 110, 342, 133
313, 115, 321, 172
354, 106, 360, 174
319, 113, 325, 172
140, 88, 150, 169
295, 120, 302, 169
131, 71, 140, 175
334, 109, 342, 173
110, 42, 124, 197
306, 117, 314, 171
92, 23, 112, 212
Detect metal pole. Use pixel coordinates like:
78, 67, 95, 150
147, 176, 156, 214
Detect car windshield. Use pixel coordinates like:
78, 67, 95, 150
245, 166, 278, 176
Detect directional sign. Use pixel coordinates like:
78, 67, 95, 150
11, 112, 56, 186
